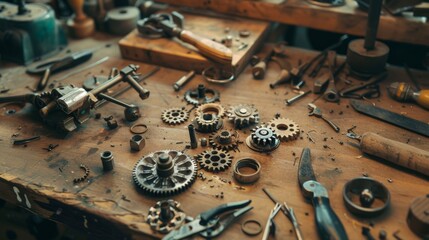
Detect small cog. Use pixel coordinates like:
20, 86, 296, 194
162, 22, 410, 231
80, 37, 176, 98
193, 113, 223, 133
161, 107, 189, 125
268, 118, 300, 141
227, 104, 259, 129
209, 129, 240, 151
246, 124, 280, 152
195, 103, 225, 118
197, 149, 232, 172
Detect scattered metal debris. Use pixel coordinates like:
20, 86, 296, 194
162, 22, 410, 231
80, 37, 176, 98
13, 136, 41, 145
42, 144, 59, 151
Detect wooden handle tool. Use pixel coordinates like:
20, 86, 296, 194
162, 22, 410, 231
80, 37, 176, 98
353, 132, 429, 177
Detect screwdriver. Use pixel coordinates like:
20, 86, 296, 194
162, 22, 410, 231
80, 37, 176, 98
347, 132, 429, 177
387, 82, 429, 110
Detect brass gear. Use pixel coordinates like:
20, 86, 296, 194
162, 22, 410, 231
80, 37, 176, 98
209, 129, 240, 151
227, 104, 259, 129
197, 149, 233, 172
161, 107, 189, 125
132, 150, 197, 196
246, 125, 280, 152
195, 103, 225, 118
193, 113, 223, 133
268, 118, 300, 141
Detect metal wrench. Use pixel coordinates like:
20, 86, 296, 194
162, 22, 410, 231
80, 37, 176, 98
308, 103, 340, 132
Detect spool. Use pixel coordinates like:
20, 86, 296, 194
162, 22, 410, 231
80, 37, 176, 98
107, 6, 139, 36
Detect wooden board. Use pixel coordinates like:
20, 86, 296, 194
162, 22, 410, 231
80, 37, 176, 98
119, 12, 270, 76
0, 33, 428, 239
157, 0, 429, 47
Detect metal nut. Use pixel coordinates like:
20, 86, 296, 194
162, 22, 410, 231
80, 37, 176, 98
130, 134, 145, 151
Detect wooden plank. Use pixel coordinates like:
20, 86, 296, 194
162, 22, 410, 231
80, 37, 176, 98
0, 34, 428, 239
156, 0, 429, 46
119, 12, 270, 76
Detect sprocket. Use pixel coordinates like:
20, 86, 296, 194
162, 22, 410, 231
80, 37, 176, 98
196, 149, 232, 172
184, 84, 220, 105
226, 104, 259, 129
161, 107, 189, 125
132, 150, 197, 196
193, 113, 223, 133
209, 129, 240, 151
246, 124, 280, 152
268, 118, 300, 141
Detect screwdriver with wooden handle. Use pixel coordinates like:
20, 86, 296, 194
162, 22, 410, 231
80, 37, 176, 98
387, 82, 429, 110
347, 132, 429, 177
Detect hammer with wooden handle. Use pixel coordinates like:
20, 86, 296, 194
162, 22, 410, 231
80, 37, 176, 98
347, 132, 429, 177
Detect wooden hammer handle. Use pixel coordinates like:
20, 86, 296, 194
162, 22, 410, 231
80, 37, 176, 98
179, 30, 233, 65
360, 132, 429, 177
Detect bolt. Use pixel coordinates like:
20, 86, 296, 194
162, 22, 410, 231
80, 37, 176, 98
197, 84, 206, 99
188, 124, 198, 149
173, 71, 195, 91
200, 137, 208, 147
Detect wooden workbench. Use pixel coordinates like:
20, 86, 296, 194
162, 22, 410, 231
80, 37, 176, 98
0, 33, 428, 240
157, 0, 429, 47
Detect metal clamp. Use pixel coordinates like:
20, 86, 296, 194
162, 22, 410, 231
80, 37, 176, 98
233, 158, 261, 184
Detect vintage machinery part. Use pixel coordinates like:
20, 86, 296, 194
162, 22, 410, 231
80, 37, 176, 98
306, 0, 345, 7
246, 125, 280, 152
83, 75, 109, 91
193, 113, 223, 133
241, 220, 262, 236
130, 123, 148, 134
161, 107, 189, 125
233, 158, 261, 184
73, 164, 90, 183
100, 151, 114, 171
132, 150, 197, 196
343, 177, 390, 218
227, 104, 260, 129
407, 195, 429, 238
285, 90, 312, 106
184, 84, 220, 105
130, 134, 145, 151
202, 66, 235, 84
173, 71, 195, 91
195, 103, 225, 118
268, 118, 300, 141
197, 149, 233, 172
209, 129, 240, 151
188, 124, 198, 149
104, 115, 118, 129
106, 6, 139, 36
147, 199, 187, 234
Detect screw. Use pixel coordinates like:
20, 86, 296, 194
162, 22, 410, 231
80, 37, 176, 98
173, 71, 195, 91
188, 124, 198, 149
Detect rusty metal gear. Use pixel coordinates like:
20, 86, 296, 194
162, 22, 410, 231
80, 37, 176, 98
161, 107, 189, 125
147, 200, 187, 234
132, 150, 197, 196
227, 104, 259, 129
246, 125, 280, 152
193, 113, 223, 133
195, 103, 225, 118
184, 84, 220, 105
268, 118, 300, 141
197, 149, 233, 172
209, 129, 240, 151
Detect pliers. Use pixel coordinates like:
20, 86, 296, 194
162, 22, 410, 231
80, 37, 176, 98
163, 200, 253, 240
26, 50, 93, 91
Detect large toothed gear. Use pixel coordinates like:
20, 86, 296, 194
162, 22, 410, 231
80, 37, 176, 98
195, 103, 225, 118
197, 149, 233, 172
193, 113, 223, 133
227, 104, 259, 129
268, 118, 300, 141
184, 84, 220, 105
246, 125, 280, 152
132, 150, 197, 196
209, 129, 240, 151
147, 200, 187, 234
161, 107, 189, 125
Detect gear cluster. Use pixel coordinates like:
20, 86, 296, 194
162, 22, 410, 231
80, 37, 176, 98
184, 84, 220, 105
246, 125, 280, 152
268, 118, 300, 141
161, 107, 189, 125
209, 129, 240, 151
147, 200, 187, 234
227, 104, 259, 129
197, 149, 232, 172
132, 150, 197, 196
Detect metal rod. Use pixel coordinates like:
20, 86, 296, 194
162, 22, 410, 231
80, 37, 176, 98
364, 0, 383, 50
285, 90, 312, 106
188, 124, 198, 149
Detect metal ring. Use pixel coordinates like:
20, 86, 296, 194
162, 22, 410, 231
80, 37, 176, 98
233, 158, 261, 184
343, 177, 390, 218
202, 66, 235, 84
130, 123, 148, 134
241, 219, 262, 236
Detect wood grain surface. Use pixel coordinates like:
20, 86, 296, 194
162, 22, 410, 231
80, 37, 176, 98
0, 33, 428, 239
157, 0, 429, 47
